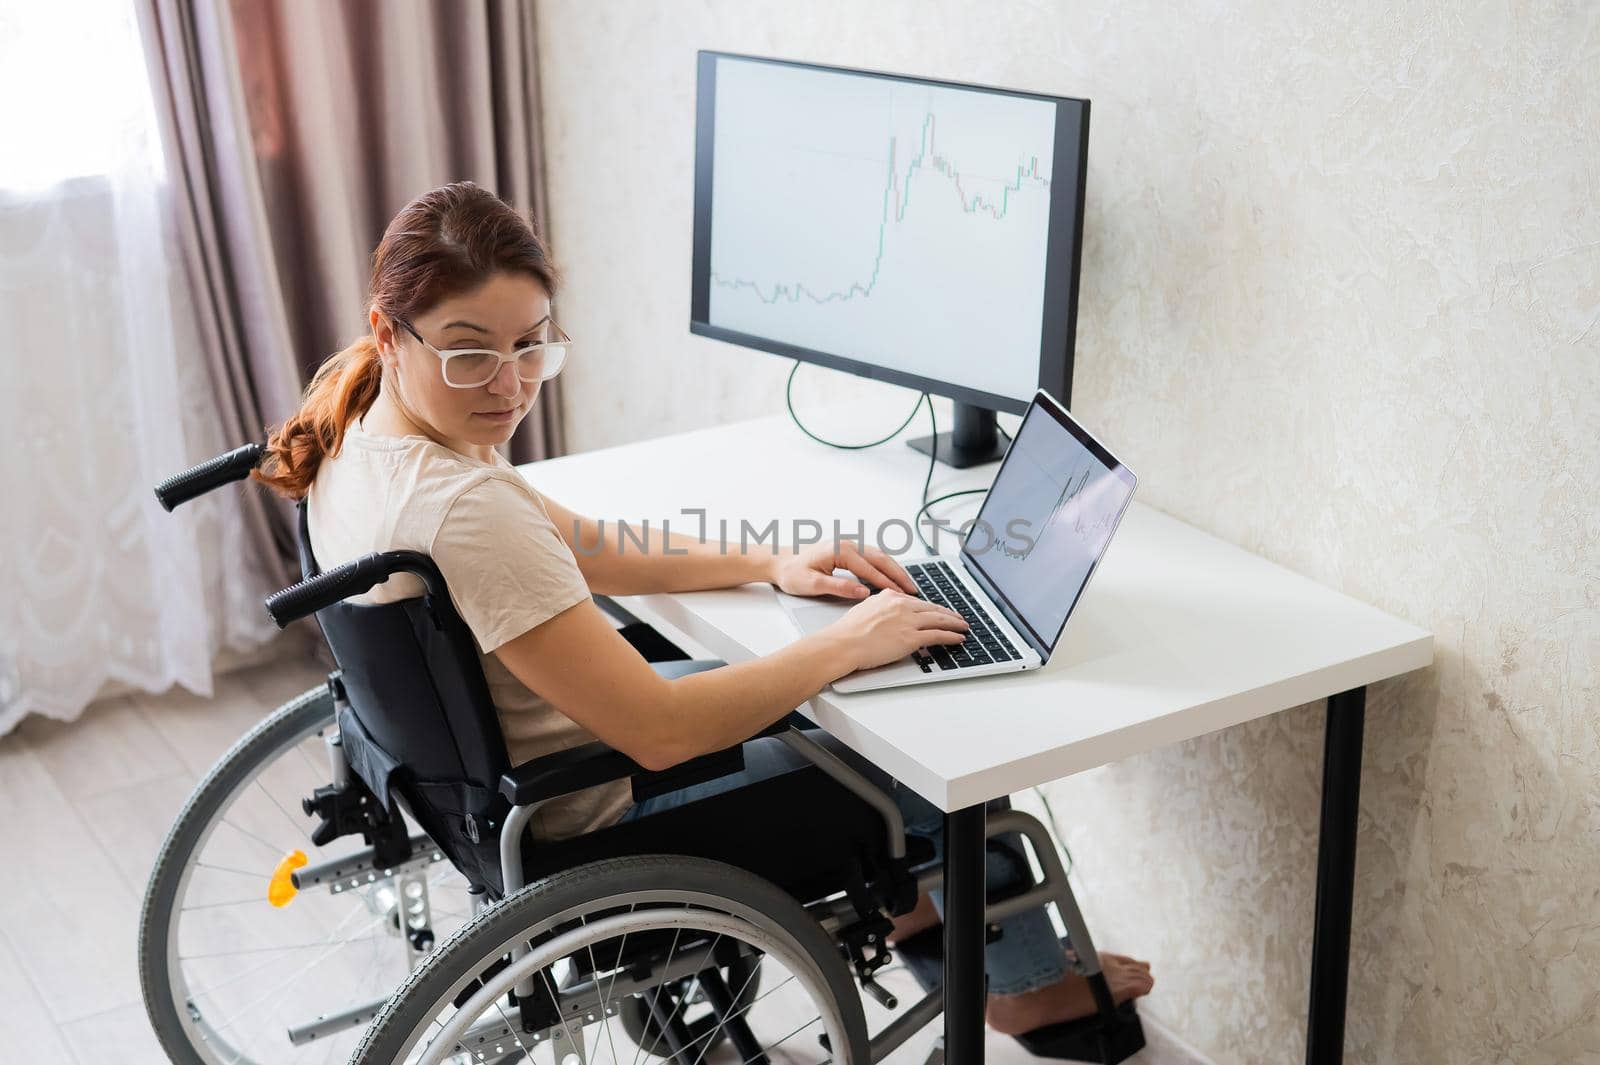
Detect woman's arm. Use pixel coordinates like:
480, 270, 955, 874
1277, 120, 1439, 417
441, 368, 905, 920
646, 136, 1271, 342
539, 492, 918, 598
495, 589, 968, 770
539, 492, 771, 594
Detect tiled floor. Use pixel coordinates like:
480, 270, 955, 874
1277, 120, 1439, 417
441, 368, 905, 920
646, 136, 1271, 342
0, 651, 1204, 1064
0, 654, 332, 1064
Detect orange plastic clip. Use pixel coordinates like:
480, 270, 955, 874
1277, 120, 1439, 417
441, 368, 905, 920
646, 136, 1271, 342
268, 850, 309, 908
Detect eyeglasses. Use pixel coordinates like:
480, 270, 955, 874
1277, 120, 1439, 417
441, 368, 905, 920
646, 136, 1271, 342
395, 316, 572, 388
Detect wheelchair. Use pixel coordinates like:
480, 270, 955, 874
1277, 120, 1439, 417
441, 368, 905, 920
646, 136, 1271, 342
139, 442, 1146, 1065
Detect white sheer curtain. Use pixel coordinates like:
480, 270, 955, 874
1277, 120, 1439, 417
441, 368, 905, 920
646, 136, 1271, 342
0, 0, 280, 733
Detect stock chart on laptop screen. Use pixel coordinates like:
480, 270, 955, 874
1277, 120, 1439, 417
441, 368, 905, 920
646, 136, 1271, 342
966, 406, 1133, 645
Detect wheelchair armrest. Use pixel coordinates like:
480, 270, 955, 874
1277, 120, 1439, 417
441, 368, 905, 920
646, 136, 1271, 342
498, 717, 792, 807
499, 742, 643, 806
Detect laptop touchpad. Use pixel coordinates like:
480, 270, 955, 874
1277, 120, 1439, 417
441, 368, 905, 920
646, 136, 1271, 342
785, 601, 855, 635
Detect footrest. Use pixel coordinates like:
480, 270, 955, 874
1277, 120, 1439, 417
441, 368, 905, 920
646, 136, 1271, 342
1012, 999, 1145, 1063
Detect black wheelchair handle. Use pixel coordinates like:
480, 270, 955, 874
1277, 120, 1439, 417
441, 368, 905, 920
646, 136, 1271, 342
266, 553, 386, 628
153, 442, 264, 511
264, 549, 451, 628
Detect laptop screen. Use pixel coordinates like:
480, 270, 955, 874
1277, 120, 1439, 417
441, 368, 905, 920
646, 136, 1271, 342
961, 393, 1137, 655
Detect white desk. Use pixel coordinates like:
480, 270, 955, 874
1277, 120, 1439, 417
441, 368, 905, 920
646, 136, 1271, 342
521, 407, 1433, 1064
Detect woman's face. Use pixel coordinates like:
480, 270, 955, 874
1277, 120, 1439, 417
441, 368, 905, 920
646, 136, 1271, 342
372, 271, 552, 455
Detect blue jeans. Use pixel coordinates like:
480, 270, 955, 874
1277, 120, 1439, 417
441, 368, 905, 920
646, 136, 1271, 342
616, 723, 1069, 996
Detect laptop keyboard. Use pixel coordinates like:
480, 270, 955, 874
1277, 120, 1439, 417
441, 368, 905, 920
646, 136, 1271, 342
904, 560, 1023, 672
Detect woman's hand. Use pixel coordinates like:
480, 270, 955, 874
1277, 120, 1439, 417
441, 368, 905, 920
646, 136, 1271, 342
770, 539, 920, 599
824, 589, 969, 673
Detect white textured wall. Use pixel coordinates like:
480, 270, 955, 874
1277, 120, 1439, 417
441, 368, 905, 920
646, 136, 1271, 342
533, 2, 1600, 1061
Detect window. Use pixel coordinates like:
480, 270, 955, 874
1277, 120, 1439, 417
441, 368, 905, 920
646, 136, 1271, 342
0, 0, 166, 192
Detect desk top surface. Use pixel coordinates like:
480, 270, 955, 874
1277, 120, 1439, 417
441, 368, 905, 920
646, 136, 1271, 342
520, 406, 1433, 811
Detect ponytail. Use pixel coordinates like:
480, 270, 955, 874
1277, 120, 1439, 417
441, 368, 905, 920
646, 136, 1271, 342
253, 336, 382, 500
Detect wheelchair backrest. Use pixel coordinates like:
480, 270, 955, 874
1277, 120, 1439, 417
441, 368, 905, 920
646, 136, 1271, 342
296, 500, 511, 888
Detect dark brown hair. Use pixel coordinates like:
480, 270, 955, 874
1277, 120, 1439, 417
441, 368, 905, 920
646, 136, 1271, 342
254, 181, 560, 499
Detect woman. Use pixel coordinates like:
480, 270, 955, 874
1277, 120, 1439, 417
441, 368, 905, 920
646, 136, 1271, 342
255, 181, 1151, 1046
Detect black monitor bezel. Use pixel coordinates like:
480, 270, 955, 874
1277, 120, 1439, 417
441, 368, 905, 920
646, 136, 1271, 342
959, 389, 1139, 660
689, 50, 1089, 415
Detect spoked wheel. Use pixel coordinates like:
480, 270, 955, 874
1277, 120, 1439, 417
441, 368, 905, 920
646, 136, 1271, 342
616, 950, 762, 1058
137, 683, 478, 1065
351, 855, 871, 1065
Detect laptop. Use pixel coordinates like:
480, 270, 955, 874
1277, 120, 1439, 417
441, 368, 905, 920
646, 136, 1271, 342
778, 389, 1138, 693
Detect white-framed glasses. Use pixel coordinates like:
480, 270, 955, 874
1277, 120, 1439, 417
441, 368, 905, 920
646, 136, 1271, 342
396, 316, 572, 388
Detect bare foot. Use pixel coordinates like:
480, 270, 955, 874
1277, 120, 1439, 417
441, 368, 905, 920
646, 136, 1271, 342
985, 952, 1154, 1036
885, 891, 940, 945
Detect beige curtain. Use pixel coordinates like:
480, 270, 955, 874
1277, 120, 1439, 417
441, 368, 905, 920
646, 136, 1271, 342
137, 0, 566, 588
0, 3, 288, 729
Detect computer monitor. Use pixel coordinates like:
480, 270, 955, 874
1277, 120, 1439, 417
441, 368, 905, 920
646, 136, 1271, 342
689, 51, 1090, 468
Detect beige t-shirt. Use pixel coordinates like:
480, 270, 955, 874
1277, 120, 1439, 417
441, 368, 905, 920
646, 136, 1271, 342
306, 417, 633, 842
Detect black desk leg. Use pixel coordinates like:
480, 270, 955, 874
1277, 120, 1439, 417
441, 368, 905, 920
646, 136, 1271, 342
1307, 685, 1366, 1064
945, 803, 988, 1064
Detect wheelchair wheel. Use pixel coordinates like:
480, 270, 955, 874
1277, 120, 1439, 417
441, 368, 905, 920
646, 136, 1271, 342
138, 682, 477, 1065
352, 854, 871, 1064
616, 949, 761, 1057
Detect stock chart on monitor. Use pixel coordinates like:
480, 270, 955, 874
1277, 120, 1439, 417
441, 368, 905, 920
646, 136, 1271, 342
702, 55, 1063, 403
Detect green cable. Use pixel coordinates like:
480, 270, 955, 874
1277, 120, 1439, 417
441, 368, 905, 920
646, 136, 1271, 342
785, 362, 1077, 878
913, 487, 987, 552
784, 358, 951, 552
784, 360, 927, 449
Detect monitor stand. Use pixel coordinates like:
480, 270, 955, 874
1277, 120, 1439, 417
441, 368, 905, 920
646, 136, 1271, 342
906, 402, 1009, 469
